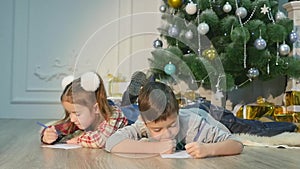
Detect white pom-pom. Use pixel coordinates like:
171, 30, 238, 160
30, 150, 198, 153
61, 75, 74, 90
80, 72, 100, 92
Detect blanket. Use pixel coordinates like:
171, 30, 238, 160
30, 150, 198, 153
235, 132, 300, 149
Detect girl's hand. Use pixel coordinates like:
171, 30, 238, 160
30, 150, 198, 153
185, 142, 209, 159
66, 137, 79, 144
160, 139, 176, 154
42, 126, 58, 144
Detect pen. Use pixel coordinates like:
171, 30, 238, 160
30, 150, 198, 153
36, 121, 62, 135
36, 121, 48, 129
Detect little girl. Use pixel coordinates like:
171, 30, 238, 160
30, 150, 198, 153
41, 72, 128, 148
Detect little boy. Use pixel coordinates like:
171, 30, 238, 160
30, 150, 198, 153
106, 82, 243, 158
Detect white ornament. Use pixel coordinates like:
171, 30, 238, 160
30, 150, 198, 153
159, 5, 167, 13
236, 7, 247, 19
61, 75, 74, 90
197, 23, 209, 35
80, 72, 100, 92
223, 2, 232, 13
260, 4, 269, 15
185, 30, 193, 40
185, 2, 197, 15
279, 44, 290, 56
275, 11, 287, 21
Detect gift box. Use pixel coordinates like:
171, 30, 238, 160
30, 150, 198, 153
274, 105, 300, 123
234, 97, 275, 120
284, 90, 300, 106
106, 73, 129, 97
108, 81, 129, 97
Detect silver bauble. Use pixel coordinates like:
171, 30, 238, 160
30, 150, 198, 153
197, 23, 209, 35
279, 44, 290, 56
153, 39, 163, 48
254, 37, 267, 50
223, 2, 232, 13
247, 68, 259, 79
159, 5, 167, 13
168, 25, 179, 37
289, 31, 299, 43
185, 30, 193, 40
235, 7, 247, 19
185, 2, 197, 15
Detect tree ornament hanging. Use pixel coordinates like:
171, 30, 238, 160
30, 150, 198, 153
260, 4, 269, 15
223, 2, 232, 13
168, 0, 182, 9
168, 25, 179, 37
279, 43, 290, 56
202, 46, 217, 60
289, 31, 299, 43
185, 1, 197, 15
197, 22, 209, 35
159, 5, 167, 13
275, 11, 287, 22
185, 30, 193, 40
247, 68, 260, 79
254, 37, 267, 50
153, 39, 163, 48
164, 62, 176, 75
235, 7, 247, 19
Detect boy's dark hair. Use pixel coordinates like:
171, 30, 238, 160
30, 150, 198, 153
138, 81, 179, 123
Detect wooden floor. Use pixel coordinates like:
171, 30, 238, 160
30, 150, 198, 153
1, 119, 300, 169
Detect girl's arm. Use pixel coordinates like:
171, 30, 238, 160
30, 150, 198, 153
185, 139, 243, 158
76, 109, 127, 148
111, 139, 176, 154
41, 121, 77, 144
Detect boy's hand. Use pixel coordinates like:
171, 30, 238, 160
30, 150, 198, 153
160, 139, 176, 154
42, 126, 58, 144
185, 142, 209, 158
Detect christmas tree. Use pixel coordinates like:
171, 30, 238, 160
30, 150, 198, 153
149, 0, 300, 93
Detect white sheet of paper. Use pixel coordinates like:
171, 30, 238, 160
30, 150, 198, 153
160, 151, 192, 159
41, 144, 82, 149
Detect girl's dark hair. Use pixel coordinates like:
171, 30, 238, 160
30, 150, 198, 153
138, 81, 179, 123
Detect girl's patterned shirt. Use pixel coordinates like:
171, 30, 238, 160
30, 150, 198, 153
78, 106, 128, 148
41, 105, 128, 148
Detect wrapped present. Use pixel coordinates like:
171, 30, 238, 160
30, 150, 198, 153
234, 97, 275, 120
177, 97, 187, 108
108, 81, 129, 97
106, 73, 129, 97
284, 90, 300, 106
274, 105, 300, 123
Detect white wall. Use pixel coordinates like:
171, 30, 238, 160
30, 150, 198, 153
0, 0, 161, 119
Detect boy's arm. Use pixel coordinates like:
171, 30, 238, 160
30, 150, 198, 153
185, 139, 243, 158
105, 118, 176, 153
111, 139, 175, 154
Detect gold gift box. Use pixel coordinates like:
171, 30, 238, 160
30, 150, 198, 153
235, 97, 275, 120
284, 91, 300, 106
274, 105, 300, 123
235, 104, 275, 120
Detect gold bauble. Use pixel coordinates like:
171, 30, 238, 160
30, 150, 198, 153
202, 46, 217, 60
168, 0, 182, 8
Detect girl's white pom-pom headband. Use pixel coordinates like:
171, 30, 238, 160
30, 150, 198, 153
61, 72, 100, 92
80, 72, 100, 92
61, 75, 74, 90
